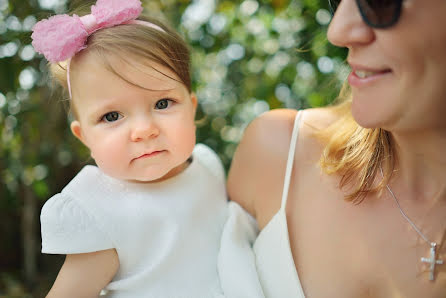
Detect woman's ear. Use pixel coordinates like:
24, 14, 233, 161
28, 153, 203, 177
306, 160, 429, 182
70, 121, 86, 145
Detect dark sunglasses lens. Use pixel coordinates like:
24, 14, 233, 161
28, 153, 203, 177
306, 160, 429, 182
328, 0, 341, 14
329, 0, 401, 28
357, 0, 400, 27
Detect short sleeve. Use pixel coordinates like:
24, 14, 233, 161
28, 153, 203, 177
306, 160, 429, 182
194, 143, 225, 182
40, 193, 114, 254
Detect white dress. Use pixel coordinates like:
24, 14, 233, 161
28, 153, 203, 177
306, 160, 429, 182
41, 144, 229, 298
220, 111, 306, 298
253, 111, 306, 297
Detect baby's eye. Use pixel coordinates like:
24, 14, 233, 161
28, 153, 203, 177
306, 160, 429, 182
102, 112, 122, 122
155, 98, 172, 110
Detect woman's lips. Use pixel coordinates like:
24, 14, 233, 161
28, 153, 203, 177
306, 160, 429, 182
348, 68, 392, 87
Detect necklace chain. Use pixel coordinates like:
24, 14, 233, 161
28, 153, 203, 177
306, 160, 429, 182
383, 178, 432, 244
380, 166, 443, 281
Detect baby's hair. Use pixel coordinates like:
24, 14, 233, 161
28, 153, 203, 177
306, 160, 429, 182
48, 13, 191, 119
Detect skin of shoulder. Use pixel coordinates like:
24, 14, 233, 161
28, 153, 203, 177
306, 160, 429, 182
227, 107, 338, 228
46, 249, 119, 298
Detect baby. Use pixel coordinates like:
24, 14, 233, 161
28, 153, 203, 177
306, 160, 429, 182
33, 1, 265, 297
32, 0, 229, 297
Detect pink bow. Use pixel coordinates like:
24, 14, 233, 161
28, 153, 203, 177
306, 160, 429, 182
31, 0, 143, 63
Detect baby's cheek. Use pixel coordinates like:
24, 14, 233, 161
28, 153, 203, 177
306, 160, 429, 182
92, 143, 127, 174
174, 125, 195, 152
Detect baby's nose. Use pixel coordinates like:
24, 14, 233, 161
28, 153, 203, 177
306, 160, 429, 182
130, 118, 159, 141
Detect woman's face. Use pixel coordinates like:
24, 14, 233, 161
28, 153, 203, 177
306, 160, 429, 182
327, 0, 446, 133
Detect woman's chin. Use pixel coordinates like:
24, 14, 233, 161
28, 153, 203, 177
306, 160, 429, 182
351, 106, 383, 129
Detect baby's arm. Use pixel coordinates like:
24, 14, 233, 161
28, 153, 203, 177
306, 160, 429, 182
46, 248, 119, 298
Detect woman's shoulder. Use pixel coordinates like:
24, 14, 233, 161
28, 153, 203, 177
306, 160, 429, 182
235, 107, 338, 163
227, 107, 339, 224
249, 107, 338, 136
237, 109, 298, 161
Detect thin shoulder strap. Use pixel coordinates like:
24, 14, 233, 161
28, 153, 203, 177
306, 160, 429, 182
280, 110, 304, 211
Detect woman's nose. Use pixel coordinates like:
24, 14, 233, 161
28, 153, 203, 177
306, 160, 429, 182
130, 117, 160, 142
327, 0, 375, 48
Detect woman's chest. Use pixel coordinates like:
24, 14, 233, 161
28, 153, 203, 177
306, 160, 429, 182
286, 182, 446, 298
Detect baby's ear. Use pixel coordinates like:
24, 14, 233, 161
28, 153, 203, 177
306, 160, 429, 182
191, 93, 198, 112
70, 121, 85, 144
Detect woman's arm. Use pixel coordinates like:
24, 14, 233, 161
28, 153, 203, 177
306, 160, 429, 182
227, 109, 297, 228
46, 248, 119, 298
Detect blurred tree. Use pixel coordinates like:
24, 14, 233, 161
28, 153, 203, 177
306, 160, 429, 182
0, 0, 346, 295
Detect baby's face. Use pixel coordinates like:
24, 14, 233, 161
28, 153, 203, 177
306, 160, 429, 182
70, 54, 197, 182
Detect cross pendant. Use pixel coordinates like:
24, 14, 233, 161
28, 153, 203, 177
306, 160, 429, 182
421, 242, 443, 281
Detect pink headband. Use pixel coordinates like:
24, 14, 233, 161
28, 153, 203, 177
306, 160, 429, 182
31, 0, 164, 98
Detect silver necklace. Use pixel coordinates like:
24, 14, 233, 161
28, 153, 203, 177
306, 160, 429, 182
380, 167, 443, 281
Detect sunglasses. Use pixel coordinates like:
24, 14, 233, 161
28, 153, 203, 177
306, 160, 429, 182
328, 0, 403, 28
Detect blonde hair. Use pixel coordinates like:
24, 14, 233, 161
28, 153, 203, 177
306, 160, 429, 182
317, 83, 396, 203
49, 14, 191, 118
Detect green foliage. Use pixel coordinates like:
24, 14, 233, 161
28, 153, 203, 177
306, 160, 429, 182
0, 0, 347, 294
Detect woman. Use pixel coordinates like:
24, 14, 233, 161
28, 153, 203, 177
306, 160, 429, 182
227, 0, 446, 297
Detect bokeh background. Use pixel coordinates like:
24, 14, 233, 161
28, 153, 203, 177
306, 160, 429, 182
0, 0, 347, 296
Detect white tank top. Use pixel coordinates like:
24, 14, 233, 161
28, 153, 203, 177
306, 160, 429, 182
253, 111, 306, 297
